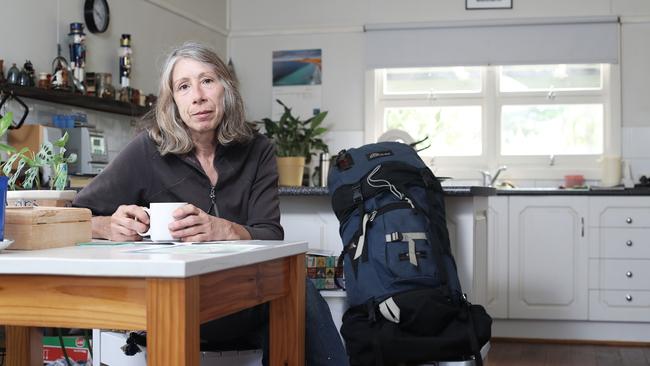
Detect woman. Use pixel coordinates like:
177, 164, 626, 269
73, 41, 348, 366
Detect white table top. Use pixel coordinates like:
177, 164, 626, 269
0, 240, 308, 278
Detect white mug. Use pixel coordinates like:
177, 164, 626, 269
138, 202, 187, 241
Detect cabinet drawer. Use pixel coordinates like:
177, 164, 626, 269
598, 207, 650, 228
600, 228, 650, 259
600, 260, 650, 290
589, 290, 650, 322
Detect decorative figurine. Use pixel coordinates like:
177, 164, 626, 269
51, 55, 70, 91
6, 63, 20, 85
119, 34, 132, 88
68, 22, 87, 83
21, 60, 36, 86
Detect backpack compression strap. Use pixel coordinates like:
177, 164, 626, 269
385, 232, 427, 266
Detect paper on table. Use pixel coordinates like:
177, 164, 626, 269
125, 243, 264, 254
77, 240, 177, 246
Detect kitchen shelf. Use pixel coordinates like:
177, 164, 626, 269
0, 83, 150, 117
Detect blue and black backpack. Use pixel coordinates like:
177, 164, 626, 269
328, 142, 491, 366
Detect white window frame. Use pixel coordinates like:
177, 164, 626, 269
365, 64, 621, 182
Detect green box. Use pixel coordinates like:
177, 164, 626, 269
43, 336, 91, 365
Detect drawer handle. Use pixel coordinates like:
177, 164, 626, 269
626, 271, 633, 278
626, 294, 633, 302
626, 217, 633, 224
626, 240, 633, 247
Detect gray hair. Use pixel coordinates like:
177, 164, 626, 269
146, 41, 254, 155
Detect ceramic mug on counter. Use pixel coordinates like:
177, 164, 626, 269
137, 202, 187, 241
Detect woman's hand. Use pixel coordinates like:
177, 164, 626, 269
104, 205, 150, 241
169, 204, 251, 242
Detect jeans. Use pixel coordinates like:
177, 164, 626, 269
200, 279, 349, 366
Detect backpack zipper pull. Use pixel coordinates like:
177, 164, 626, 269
368, 210, 378, 222
405, 197, 414, 208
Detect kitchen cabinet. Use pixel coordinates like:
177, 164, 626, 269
279, 189, 491, 302
588, 197, 650, 322
444, 196, 489, 304
485, 196, 509, 319
508, 196, 589, 320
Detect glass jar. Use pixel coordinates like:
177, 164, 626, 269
38, 72, 51, 89
96, 73, 116, 99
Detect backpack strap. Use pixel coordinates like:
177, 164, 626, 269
378, 296, 401, 323
398, 176, 453, 296
335, 247, 347, 290
350, 184, 372, 263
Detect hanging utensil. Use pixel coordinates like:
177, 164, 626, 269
0, 90, 29, 129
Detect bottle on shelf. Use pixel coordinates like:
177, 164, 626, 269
97, 73, 116, 100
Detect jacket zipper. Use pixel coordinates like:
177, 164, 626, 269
209, 185, 219, 216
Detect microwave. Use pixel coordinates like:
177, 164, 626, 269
65, 127, 108, 175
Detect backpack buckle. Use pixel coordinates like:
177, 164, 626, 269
336, 150, 354, 171
352, 185, 363, 204
386, 232, 403, 242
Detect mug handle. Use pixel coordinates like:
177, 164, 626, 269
136, 207, 151, 237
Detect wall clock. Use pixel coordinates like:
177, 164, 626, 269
84, 0, 110, 34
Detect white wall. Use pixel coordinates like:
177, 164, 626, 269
229, 0, 650, 181
1, 0, 228, 95
230, 0, 650, 127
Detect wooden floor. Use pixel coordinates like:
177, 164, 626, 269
487, 340, 650, 366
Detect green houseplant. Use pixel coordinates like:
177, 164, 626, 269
0, 111, 77, 193
259, 100, 328, 186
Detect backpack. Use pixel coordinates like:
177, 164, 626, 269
328, 142, 492, 366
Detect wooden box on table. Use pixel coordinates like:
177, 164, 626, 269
5, 207, 92, 250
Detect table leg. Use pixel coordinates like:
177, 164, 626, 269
146, 277, 200, 366
270, 254, 306, 366
5, 326, 42, 366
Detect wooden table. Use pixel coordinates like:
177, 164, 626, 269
0, 241, 307, 366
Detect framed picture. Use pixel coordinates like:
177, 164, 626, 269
466, 0, 512, 10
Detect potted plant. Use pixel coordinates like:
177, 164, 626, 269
259, 100, 329, 186
0, 112, 77, 206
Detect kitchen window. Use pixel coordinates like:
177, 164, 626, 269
368, 63, 617, 180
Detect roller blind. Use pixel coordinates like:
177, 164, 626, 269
364, 16, 619, 68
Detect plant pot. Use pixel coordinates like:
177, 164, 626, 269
276, 156, 305, 186
7, 190, 77, 207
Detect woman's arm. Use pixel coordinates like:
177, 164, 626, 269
91, 205, 150, 241
168, 205, 252, 241
242, 139, 284, 240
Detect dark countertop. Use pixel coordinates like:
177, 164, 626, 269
496, 186, 650, 196
278, 186, 496, 197
278, 186, 650, 197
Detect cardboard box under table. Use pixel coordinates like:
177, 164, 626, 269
5, 207, 92, 250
